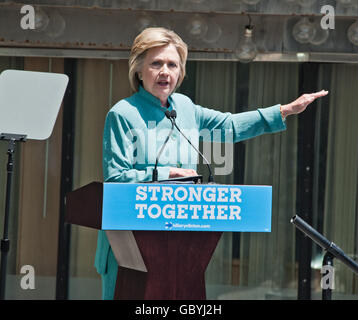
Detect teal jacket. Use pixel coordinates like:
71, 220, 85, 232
95, 86, 286, 274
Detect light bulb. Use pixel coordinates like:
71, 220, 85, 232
309, 18, 329, 45
33, 7, 49, 32
135, 13, 156, 32
203, 19, 222, 43
186, 14, 208, 39
45, 11, 66, 38
235, 26, 257, 63
347, 20, 358, 46
292, 17, 316, 44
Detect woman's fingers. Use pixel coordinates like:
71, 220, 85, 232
180, 169, 197, 176
169, 168, 198, 178
302, 90, 328, 103
310, 90, 329, 99
315, 89, 329, 96
303, 90, 329, 106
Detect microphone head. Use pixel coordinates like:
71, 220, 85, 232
170, 110, 177, 119
164, 110, 171, 119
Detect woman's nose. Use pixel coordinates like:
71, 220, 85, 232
159, 64, 169, 75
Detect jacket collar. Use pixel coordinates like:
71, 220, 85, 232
137, 85, 175, 111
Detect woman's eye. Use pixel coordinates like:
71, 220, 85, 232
151, 61, 161, 67
169, 62, 177, 68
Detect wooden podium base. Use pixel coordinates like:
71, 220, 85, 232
112, 231, 222, 300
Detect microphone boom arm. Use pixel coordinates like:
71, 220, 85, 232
169, 110, 214, 183
172, 122, 214, 183
152, 116, 175, 182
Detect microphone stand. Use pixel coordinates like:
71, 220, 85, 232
152, 112, 175, 182
290, 215, 358, 300
0, 133, 27, 300
169, 110, 215, 184
151, 110, 204, 185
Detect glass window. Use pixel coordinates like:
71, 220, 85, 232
310, 64, 358, 300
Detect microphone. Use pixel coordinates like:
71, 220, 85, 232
169, 110, 214, 183
152, 110, 175, 182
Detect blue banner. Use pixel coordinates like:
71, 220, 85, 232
101, 183, 272, 232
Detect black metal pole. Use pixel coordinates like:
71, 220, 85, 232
322, 251, 334, 300
0, 139, 15, 300
55, 58, 76, 300
0, 134, 26, 300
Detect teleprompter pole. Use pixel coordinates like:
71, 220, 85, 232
0, 133, 26, 300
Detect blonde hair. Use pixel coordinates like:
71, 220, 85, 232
128, 27, 188, 92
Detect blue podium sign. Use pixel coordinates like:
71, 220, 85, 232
101, 183, 272, 232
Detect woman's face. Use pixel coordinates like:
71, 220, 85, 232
139, 44, 181, 107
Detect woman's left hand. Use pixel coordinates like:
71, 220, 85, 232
280, 90, 329, 118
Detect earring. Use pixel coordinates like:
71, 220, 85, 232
138, 73, 142, 81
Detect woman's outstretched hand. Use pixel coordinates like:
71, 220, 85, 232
280, 90, 329, 118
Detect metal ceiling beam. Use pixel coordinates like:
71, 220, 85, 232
2, 0, 358, 17
0, 2, 357, 61
2, 46, 358, 64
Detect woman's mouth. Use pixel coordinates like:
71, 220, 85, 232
157, 80, 169, 87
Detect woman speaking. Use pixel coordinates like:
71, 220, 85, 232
95, 27, 328, 299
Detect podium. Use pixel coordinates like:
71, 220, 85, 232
65, 182, 222, 300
